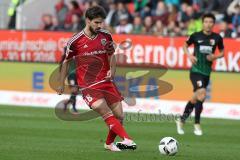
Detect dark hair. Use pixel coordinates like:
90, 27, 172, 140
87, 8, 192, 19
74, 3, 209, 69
85, 6, 106, 20
70, 0, 79, 9
202, 13, 216, 23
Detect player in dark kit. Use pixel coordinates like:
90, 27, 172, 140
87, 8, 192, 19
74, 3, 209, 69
57, 6, 136, 151
59, 48, 78, 114
176, 13, 224, 136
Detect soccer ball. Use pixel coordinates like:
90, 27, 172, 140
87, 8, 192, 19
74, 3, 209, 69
158, 137, 178, 156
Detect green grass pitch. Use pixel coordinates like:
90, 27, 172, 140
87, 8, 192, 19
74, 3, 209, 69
0, 105, 239, 160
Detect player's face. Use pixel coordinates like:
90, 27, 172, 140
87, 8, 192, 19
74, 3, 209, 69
202, 18, 215, 33
87, 17, 104, 34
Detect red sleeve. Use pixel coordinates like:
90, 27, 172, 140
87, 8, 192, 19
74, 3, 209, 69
105, 34, 115, 56
65, 42, 76, 60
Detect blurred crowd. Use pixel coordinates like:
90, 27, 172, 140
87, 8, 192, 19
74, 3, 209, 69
39, 0, 240, 37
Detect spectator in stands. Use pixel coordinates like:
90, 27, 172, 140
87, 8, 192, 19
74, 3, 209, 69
35, 0, 237, 38
131, 15, 144, 34
168, 5, 179, 24
187, 14, 202, 35
164, 0, 180, 7
51, 17, 64, 31
134, 0, 148, 12
167, 21, 181, 36
219, 21, 233, 38
227, 0, 240, 15
232, 4, 240, 36
115, 14, 133, 34
181, 5, 195, 23
139, 1, 152, 18
91, 0, 99, 7
64, 0, 83, 29
114, 0, 132, 4
116, 2, 132, 25
191, 0, 205, 12
40, 14, 53, 30
8, 0, 26, 29
92, 0, 110, 13
143, 16, 154, 35
81, 0, 91, 11
179, 2, 188, 19
153, 20, 166, 36
206, 0, 232, 14
178, 2, 188, 29
153, 1, 168, 16
105, 1, 118, 27
152, 1, 169, 26
67, 13, 85, 32
55, 0, 68, 28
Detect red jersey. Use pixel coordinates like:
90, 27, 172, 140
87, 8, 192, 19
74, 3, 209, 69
65, 29, 114, 88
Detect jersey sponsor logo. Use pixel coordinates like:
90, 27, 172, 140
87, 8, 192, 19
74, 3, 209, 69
198, 40, 204, 43
83, 50, 107, 56
199, 45, 213, 54
210, 39, 215, 45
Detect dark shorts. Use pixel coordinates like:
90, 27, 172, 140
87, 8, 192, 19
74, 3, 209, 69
190, 72, 210, 92
67, 74, 78, 86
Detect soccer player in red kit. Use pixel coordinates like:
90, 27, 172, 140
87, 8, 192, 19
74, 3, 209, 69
57, 6, 136, 151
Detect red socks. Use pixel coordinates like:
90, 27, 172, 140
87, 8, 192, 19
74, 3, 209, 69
106, 130, 117, 145
104, 115, 130, 144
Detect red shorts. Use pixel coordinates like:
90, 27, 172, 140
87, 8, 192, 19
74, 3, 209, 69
81, 81, 123, 107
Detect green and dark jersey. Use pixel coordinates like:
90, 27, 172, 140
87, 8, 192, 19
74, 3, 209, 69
186, 31, 224, 76
60, 47, 76, 79
68, 59, 76, 80
62, 46, 76, 80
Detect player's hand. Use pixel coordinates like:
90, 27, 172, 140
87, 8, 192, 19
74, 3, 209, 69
188, 54, 197, 64
206, 54, 215, 62
57, 85, 64, 95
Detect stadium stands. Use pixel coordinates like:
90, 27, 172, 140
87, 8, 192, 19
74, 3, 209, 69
1, 0, 240, 37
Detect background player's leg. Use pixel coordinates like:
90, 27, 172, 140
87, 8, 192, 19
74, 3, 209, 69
180, 72, 198, 123
91, 99, 130, 140
195, 88, 206, 124
177, 92, 197, 135
69, 86, 78, 113
194, 88, 206, 135
180, 94, 197, 123
69, 94, 77, 112
64, 86, 78, 113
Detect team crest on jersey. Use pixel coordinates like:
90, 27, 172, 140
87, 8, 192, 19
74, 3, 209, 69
210, 39, 215, 45
101, 39, 107, 46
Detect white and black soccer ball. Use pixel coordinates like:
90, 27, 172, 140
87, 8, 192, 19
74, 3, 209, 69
159, 137, 178, 156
